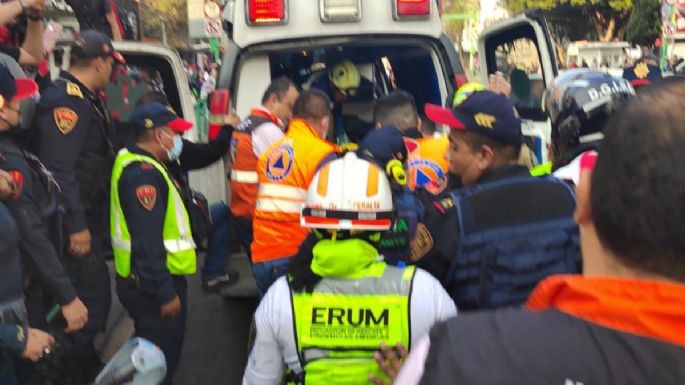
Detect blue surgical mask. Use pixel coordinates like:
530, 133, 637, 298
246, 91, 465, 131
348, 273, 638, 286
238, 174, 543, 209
161, 131, 184, 162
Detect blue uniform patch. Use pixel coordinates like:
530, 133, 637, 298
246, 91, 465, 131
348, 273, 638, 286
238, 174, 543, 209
266, 144, 294, 182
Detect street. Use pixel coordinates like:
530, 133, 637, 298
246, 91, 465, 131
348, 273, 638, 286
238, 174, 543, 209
174, 254, 258, 385
99, 254, 258, 385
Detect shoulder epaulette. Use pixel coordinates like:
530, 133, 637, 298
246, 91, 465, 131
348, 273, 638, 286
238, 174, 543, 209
66, 82, 84, 99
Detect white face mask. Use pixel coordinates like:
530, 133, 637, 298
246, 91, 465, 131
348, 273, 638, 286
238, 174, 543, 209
160, 130, 184, 162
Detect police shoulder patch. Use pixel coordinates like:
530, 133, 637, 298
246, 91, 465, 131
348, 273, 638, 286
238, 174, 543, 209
54, 107, 79, 134
136, 185, 157, 211
410, 223, 434, 262
66, 82, 84, 99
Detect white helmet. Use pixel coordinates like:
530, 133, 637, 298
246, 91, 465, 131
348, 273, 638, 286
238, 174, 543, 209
301, 152, 393, 231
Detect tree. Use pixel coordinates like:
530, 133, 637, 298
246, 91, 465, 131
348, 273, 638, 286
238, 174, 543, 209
441, 0, 479, 66
625, 0, 661, 46
140, 0, 189, 49
502, 0, 633, 41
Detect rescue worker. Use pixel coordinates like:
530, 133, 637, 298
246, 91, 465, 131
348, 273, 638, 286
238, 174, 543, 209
110, 102, 197, 385
417, 90, 580, 310
202, 77, 298, 292
242, 152, 456, 385
373, 90, 452, 195
32, 29, 125, 382
380, 79, 685, 385
311, 60, 373, 144
542, 70, 635, 184
0, 194, 54, 385
251, 89, 338, 296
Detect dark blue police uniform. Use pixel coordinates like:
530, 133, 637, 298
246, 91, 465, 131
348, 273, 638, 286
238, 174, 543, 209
0, 201, 28, 385
32, 30, 125, 382
114, 103, 198, 385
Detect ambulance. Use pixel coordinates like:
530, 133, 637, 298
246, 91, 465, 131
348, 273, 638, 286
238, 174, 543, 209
212, 1, 558, 295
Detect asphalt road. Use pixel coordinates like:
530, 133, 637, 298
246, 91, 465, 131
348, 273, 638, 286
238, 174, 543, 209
174, 255, 258, 385
99, 255, 258, 385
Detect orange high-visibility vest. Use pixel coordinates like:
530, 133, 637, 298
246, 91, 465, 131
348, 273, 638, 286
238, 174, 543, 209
251, 119, 337, 263
406, 135, 450, 195
230, 108, 282, 218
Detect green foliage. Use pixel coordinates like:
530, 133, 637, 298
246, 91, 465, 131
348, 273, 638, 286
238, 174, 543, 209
625, 0, 662, 46
141, 0, 189, 49
502, 0, 632, 41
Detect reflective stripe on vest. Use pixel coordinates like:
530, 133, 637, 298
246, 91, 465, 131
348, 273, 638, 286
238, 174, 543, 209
290, 263, 415, 385
110, 149, 197, 278
231, 170, 259, 183
447, 175, 580, 310
252, 119, 337, 263
230, 113, 274, 218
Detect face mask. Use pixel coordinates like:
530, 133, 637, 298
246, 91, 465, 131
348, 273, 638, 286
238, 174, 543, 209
161, 131, 184, 162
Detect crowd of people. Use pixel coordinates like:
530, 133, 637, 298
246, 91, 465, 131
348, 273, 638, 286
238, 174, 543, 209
0, 2, 684, 385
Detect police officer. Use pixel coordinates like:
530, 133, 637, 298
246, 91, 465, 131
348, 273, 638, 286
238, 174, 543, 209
418, 90, 580, 310
0, 55, 89, 336
0, 170, 55, 385
243, 152, 456, 385
111, 102, 197, 385
542, 70, 635, 184
32, 30, 125, 382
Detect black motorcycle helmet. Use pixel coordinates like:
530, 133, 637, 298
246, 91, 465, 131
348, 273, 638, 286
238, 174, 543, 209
543, 69, 635, 169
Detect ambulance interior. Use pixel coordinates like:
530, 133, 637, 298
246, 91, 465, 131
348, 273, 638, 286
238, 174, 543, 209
233, 39, 449, 141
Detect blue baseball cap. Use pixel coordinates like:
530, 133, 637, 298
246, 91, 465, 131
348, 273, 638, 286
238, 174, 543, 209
425, 90, 522, 146
622, 61, 662, 88
358, 125, 408, 166
131, 102, 193, 133
71, 30, 125, 64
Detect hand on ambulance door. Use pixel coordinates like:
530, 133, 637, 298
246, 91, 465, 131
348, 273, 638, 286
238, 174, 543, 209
369, 342, 409, 385
61, 297, 89, 333
160, 296, 181, 318
68, 228, 92, 258
489, 71, 512, 98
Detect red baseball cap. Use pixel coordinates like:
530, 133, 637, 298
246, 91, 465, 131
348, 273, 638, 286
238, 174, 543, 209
131, 102, 193, 133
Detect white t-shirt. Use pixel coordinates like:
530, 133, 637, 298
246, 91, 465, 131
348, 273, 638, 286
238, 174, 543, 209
251, 122, 285, 157
242, 268, 457, 385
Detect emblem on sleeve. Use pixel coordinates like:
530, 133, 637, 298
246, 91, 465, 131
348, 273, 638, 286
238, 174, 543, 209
136, 185, 157, 211
410, 223, 434, 262
8, 170, 23, 200
54, 107, 79, 134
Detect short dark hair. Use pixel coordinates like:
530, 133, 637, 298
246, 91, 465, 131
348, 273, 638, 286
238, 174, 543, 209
261, 76, 297, 105
293, 89, 332, 121
591, 80, 685, 282
373, 90, 419, 131
460, 131, 519, 162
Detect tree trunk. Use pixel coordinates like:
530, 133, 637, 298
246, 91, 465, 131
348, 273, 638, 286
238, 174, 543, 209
590, 7, 631, 42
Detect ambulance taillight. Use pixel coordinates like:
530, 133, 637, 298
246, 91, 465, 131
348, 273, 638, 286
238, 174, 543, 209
393, 0, 431, 20
208, 89, 231, 140
247, 0, 287, 25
